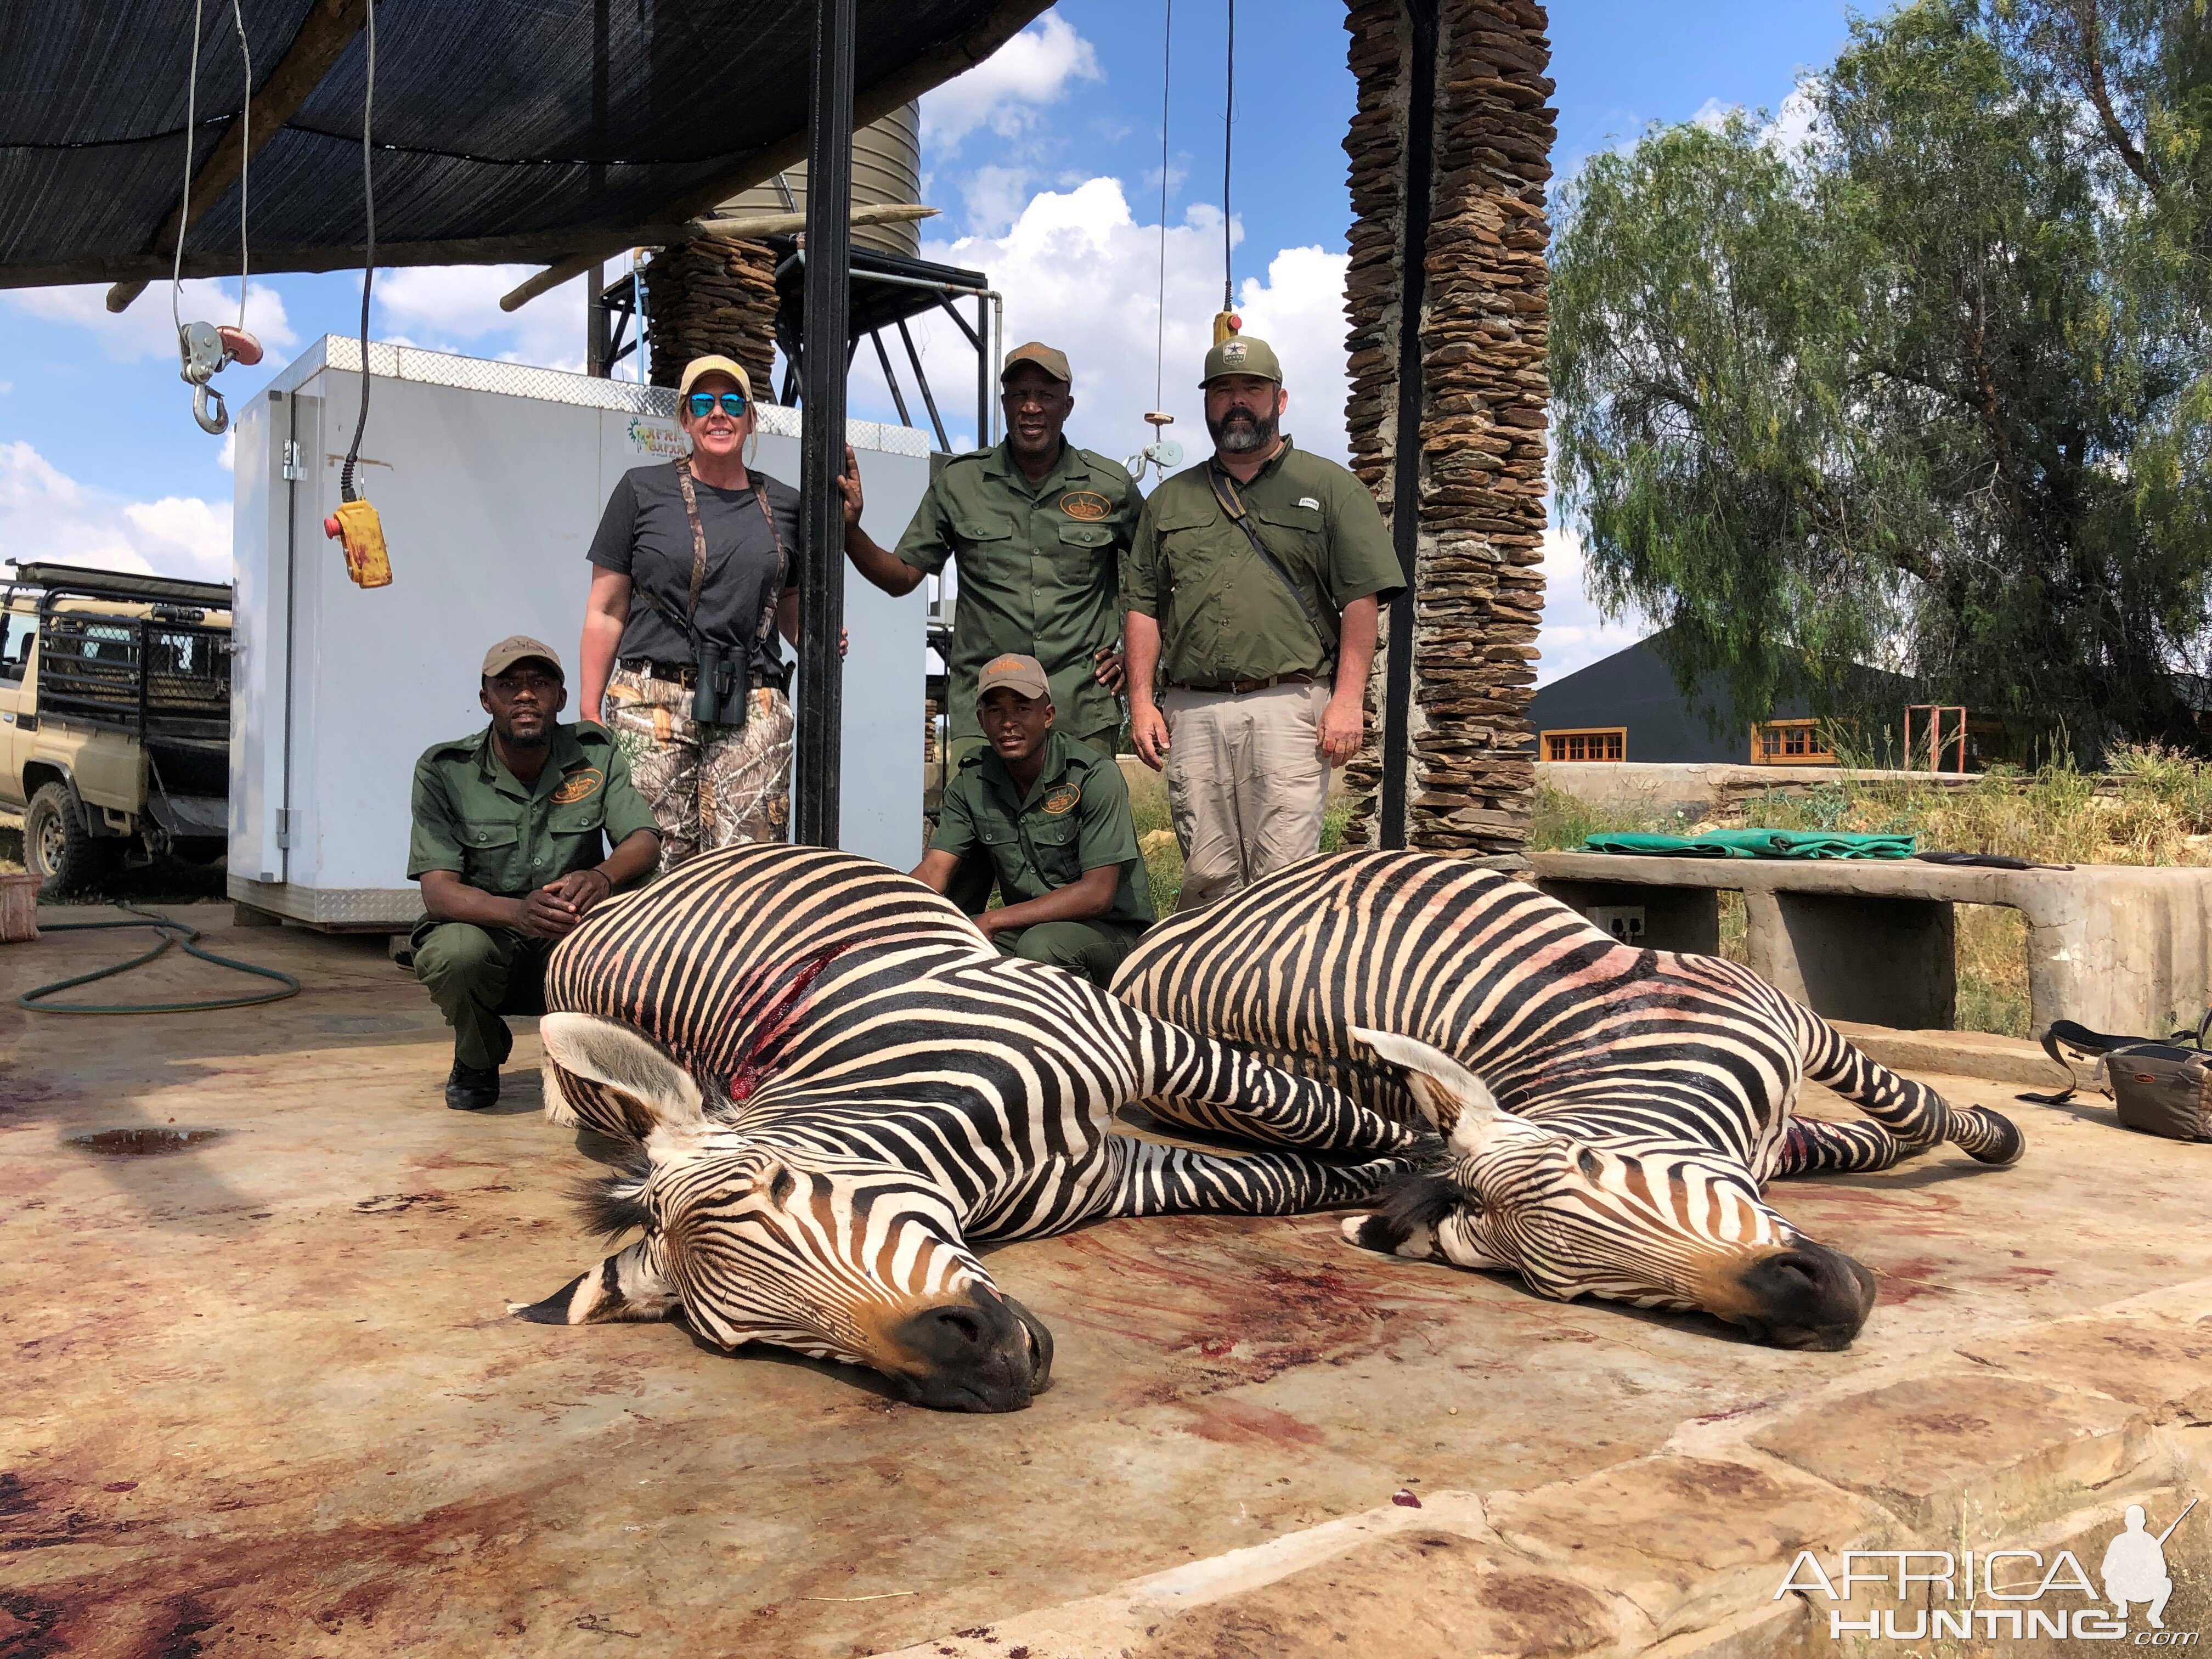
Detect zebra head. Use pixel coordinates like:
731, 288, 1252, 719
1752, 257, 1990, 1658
1344, 1030, 1877, 1350
509, 1013, 1054, 1412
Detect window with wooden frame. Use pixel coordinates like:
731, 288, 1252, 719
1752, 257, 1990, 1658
1541, 727, 1627, 763
1750, 719, 1838, 765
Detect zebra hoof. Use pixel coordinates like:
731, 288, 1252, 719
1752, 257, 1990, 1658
1341, 1212, 1436, 1260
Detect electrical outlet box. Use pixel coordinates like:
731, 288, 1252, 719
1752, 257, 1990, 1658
1588, 905, 1646, 945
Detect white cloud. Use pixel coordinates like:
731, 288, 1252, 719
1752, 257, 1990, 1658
1681, 81, 1826, 161
0, 441, 230, 585
1534, 523, 1650, 685
2, 278, 295, 364
217, 428, 237, 472
922, 15, 1103, 150
372, 264, 592, 375
875, 178, 1351, 466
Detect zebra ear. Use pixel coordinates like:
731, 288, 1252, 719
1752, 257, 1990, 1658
540, 1012, 704, 1141
1351, 1026, 1502, 1139
509, 1237, 676, 1327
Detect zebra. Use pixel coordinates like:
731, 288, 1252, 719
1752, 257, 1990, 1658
1111, 850, 2025, 1350
509, 843, 1427, 1412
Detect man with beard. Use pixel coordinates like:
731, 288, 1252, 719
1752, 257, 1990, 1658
839, 343, 1133, 763
407, 636, 661, 1110
1122, 335, 1404, 911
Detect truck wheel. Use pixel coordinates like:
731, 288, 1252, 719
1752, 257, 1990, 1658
23, 782, 117, 896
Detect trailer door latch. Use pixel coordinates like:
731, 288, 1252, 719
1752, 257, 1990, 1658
281, 441, 306, 482
275, 808, 294, 849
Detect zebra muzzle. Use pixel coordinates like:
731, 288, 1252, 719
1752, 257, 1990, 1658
1722, 1242, 1878, 1351
884, 1284, 1054, 1413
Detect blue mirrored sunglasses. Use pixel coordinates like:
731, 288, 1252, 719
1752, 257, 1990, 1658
685, 391, 748, 418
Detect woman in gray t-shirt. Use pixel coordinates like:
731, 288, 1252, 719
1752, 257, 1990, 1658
579, 355, 802, 868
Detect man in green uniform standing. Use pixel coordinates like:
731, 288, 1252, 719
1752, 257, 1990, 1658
408, 636, 662, 1110
1122, 334, 1407, 912
911, 653, 1154, 987
838, 342, 1134, 758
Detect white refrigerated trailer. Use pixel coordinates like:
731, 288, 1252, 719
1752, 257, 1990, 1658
228, 337, 929, 928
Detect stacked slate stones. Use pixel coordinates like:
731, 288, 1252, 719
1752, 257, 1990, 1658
1338, 0, 1555, 860
642, 238, 780, 397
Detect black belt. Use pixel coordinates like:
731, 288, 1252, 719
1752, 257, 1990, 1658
1170, 672, 1317, 696
618, 656, 699, 687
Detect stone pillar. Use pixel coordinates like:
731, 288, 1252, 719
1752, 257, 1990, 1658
642, 236, 780, 397
1339, 0, 1555, 859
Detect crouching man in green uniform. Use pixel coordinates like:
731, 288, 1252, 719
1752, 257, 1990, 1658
408, 635, 662, 1110
910, 652, 1154, 986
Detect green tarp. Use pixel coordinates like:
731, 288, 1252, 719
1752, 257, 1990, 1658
1580, 830, 1916, 860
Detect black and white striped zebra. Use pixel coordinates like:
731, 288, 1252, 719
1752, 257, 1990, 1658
510, 844, 1425, 1410
1112, 850, 2025, 1350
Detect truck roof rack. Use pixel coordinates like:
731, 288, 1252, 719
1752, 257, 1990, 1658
4, 561, 234, 610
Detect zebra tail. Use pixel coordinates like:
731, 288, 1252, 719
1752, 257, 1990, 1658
1790, 1002, 2024, 1166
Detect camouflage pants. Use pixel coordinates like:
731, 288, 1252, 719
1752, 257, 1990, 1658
606, 665, 793, 872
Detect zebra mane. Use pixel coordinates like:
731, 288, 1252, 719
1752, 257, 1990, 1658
572, 1150, 653, 1239
1358, 1169, 1470, 1253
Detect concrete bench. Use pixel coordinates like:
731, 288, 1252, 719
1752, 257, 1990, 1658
1529, 850, 2212, 1039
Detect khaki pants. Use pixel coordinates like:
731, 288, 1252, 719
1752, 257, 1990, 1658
607, 667, 794, 872
1163, 680, 1330, 912
411, 922, 550, 1070
994, 918, 1149, 988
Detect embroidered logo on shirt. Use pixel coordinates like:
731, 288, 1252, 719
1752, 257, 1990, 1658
1298, 496, 1321, 511
551, 768, 604, 805
1042, 785, 1081, 816
1060, 490, 1112, 521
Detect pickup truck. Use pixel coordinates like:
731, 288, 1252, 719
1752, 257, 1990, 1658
0, 561, 233, 894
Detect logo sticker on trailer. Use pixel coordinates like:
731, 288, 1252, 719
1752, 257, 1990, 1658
552, 769, 603, 804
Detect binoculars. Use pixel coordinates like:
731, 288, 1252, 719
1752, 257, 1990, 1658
690, 639, 747, 729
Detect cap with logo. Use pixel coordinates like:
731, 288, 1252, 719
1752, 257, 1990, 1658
975, 652, 1052, 706
1001, 342, 1072, 386
482, 635, 565, 680
1200, 333, 1283, 386
678, 353, 753, 402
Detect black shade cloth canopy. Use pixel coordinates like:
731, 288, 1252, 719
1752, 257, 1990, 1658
0, 0, 1044, 291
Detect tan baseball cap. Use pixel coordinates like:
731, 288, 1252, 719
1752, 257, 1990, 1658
678, 353, 753, 400
1001, 342, 1072, 385
976, 652, 1052, 705
482, 634, 564, 680
1201, 332, 1283, 386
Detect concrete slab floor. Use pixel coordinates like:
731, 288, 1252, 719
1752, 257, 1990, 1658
3, 905, 2208, 1657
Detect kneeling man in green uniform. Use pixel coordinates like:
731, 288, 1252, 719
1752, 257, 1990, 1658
408, 635, 662, 1110
911, 653, 1154, 986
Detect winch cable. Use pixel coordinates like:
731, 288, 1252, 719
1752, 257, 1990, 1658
340, 0, 377, 505
1221, 0, 1235, 314
18, 906, 301, 1015
168, 0, 253, 340
1154, 0, 1173, 422
170, 0, 206, 341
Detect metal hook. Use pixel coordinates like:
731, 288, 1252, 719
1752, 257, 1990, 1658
194, 382, 229, 436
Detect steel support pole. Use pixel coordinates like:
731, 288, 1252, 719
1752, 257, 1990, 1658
1379, 0, 1438, 850
794, 0, 855, 848
975, 294, 991, 450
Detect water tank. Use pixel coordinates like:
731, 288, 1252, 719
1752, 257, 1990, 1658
721, 102, 926, 258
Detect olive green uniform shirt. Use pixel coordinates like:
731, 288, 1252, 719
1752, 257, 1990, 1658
895, 441, 1136, 743
1121, 438, 1406, 689
408, 720, 660, 897
929, 730, 1156, 929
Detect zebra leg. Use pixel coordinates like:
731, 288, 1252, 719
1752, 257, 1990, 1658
1772, 1115, 1913, 1177
1792, 1005, 2024, 1166
1099, 1133, 1420, 1218
1128, 1013, 1426, 1156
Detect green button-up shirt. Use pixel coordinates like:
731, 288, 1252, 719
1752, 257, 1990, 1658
407, 720, 659, 898
1122, 438, 1406, 689
895, 440, 1136, 744
929, 730, 1156, 929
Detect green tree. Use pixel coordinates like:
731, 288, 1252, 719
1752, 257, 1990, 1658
1552, 0, 2212, 756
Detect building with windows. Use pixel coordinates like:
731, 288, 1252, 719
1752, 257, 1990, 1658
1527, 630, 1912, 766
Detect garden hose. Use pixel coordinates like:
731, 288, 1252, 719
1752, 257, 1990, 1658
17, 904, 301, 1014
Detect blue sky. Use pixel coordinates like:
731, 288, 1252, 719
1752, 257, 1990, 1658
0, 1, 1855, 682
